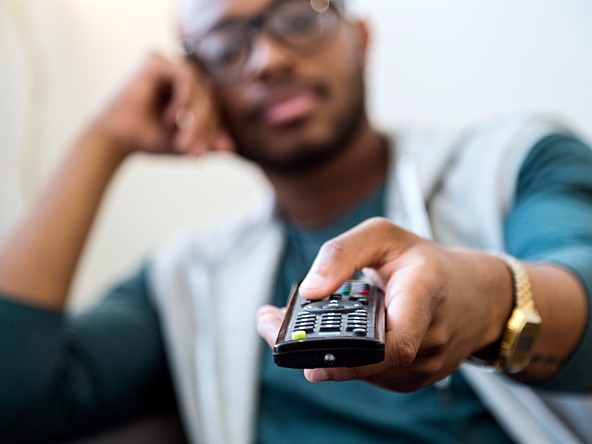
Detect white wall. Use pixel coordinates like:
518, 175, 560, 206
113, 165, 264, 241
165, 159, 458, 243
355, 0, 592, 137
1, 0, 591, 309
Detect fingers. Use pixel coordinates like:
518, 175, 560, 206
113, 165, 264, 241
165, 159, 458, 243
299, 217, 411, 300
256, 305, 286, 349
303, 278, 435, 387
294, 218, 451, 390
96, 52, 235, 156
168, 58, 235, 156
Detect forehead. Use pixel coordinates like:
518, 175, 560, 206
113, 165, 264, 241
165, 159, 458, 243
179, 0, 273, 38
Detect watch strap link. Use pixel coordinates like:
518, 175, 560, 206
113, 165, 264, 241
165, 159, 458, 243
467, 252, 542, 373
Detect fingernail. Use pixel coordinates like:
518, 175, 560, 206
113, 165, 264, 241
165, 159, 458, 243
175, 109, 194, 129
310, 368, 329, 382
300, 273, 325, 291
256, 321, 270, 338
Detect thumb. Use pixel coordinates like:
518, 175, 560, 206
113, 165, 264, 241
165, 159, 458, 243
299, 218, 405, 300
298, 243, 358, 300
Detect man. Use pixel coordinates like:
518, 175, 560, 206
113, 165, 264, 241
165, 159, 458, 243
1, 0, 591, 442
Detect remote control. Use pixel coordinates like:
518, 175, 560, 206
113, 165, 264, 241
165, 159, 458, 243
273, 274, 385, 369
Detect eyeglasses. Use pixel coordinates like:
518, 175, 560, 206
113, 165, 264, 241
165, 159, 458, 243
183, 0, 342, 87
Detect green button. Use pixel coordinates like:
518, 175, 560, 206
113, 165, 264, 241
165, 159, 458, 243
291, 330, 307, 340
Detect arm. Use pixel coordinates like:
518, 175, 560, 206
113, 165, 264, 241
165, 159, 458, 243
0, 265, 177, 442
0, 53, 232, 440
0, 53, 231, 309
506, 134, 592, 389
257, 134, 592, 392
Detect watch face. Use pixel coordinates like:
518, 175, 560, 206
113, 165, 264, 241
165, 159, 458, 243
501, 307, 542, 373
507, 320, 541, 372
515, 332, 535, 354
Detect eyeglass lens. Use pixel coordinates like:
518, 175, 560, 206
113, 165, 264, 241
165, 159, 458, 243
185, 0, 340, 86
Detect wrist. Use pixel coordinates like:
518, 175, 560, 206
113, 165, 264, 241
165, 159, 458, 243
78, 122, 135, 165
450, 248, 514, 355
467, 252, 543, 373
479, 253, 516, 352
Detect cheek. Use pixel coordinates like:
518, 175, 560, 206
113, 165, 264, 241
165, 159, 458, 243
216, 90, 248, 128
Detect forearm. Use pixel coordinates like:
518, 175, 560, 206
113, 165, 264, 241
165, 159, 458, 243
439, 248, 587, 383
0, 126, 129, 309
0, 266, 174, 441
424, 246, 588, 382
464, 255, 588, 383
0, 54, 229, 310
503, 134, 592, 388
513, 263, 588, 382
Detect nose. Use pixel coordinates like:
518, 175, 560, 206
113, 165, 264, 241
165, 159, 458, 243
247, 32, 298, 82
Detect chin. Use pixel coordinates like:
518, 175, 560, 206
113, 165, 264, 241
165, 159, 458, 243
238, 136, 348, 175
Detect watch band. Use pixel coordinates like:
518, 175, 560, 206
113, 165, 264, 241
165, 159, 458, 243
467, 252, 542, 373
494, 252, 542, 373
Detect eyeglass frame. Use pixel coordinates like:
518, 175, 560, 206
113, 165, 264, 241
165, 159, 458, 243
182, 0, 346, 87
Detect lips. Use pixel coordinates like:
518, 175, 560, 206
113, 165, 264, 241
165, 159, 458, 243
262, 92, 317, 126
248, 82, 328, 127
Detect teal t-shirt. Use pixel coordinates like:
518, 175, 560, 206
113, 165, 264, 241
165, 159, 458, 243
1, 134, 592, 442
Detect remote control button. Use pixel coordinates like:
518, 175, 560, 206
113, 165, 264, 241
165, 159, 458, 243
294, 322, 315, 329
300, 300, 312, 307
297, 311, 315, 316
347, 318, 368, 324
347, 313, 367, 319
295, 318, 315, 323
330, 294, 342, 300
339, 282, 352, 296
320, 320, 342, 326
297, 313, 316, 320
353, 328, 367, 336
347, 324, 368, 331
320, 325, 341, 332
321, 321, 341, 327
295, 318, 315, 324
353, 283, 370, 296
346, 323, 368, 329
304, 300, 363, 313
291, 330, 307, 340
296, 326, 315, 333
298, 313, 316, 317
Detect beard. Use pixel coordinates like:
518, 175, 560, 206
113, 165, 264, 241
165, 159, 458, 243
224, 71, 367, 176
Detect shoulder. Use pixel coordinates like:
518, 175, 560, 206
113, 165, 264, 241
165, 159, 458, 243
426, 115, 577, 249
516, 133, 592, 194
152, 188, 279, 268
440, 115, 573, 204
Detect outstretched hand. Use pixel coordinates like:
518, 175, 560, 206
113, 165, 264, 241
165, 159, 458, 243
257, 217, 513, 392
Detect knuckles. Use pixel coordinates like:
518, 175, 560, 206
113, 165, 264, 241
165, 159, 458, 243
389, 333, 421, 368
318, 238, 351, 263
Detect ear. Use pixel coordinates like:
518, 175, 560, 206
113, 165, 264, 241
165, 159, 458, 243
352, 19, 371, 66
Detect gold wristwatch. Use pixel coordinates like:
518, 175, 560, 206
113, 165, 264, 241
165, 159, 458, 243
468, 253, 542, 373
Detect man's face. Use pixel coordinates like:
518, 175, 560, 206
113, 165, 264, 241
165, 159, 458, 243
181, 0, 369, 174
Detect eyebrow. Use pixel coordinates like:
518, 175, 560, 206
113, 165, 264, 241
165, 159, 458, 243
205, 0, 287, 34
